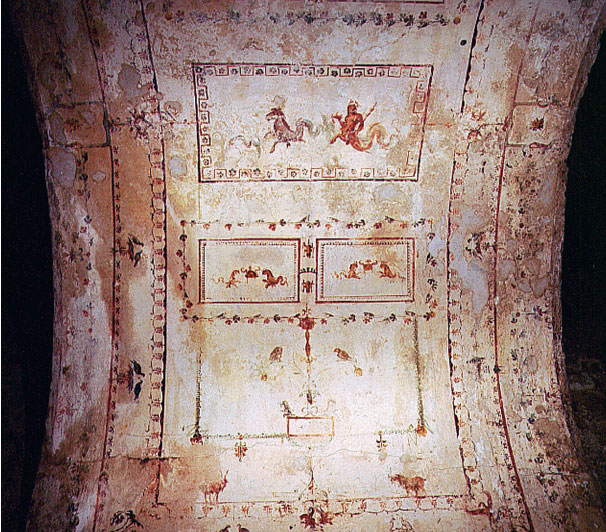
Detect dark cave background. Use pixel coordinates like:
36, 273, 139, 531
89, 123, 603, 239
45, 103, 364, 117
2, 12, 605, 532
561, 34, 606, 361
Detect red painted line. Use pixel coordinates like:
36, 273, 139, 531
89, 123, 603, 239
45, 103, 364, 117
491, 7, 540, 531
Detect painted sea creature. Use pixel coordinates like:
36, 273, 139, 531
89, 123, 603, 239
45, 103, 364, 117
378, 261, 399, 279
264, 107, 315, 153
335, 261, 361, 280
334, 259, 404, 281
262, 268, 288, 288
330, 100, 392, 152
214, 269, 241, 288
215, 266, 288, 289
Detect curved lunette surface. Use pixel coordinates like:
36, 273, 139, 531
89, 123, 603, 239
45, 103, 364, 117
13, 1, 605, 530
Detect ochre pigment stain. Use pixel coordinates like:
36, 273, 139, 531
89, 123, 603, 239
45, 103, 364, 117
13, 1, 605, 530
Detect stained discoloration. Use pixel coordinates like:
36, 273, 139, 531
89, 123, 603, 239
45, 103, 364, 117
14, 0, 606, 530
47, 147, 77, 188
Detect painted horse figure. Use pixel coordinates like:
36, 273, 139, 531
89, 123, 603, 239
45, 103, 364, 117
265, 108, 313, 153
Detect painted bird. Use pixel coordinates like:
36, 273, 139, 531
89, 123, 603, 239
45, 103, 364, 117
128, 359, 145, 400
280, 400, 292, 417
334, 348, 352, 362
317, 506, 334, 525
269, 346, 283, 362
237, 525, 250, 532
300, 507, 317, 529
218, 526, 230, 532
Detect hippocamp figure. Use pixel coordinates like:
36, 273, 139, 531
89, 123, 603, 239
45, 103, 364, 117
336, 261, 361, 280
215, 269, 241, 288
262, 269, 288, 288
265, 108, 314, 154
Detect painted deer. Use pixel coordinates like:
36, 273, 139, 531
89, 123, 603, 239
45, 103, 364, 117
265, 108, 313, 153
262, 269, 288, 288
201, 471, 229, 503
389, 474, 426, 497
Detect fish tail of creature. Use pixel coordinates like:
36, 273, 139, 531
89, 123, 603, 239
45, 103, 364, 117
228, 135, 252, 148
229, 135, 262, 154
350, 123, 390, 152
296, 118, 322, 137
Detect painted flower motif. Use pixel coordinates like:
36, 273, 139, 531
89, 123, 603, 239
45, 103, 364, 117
530, 117, 544, 131
298, 317, 315, 331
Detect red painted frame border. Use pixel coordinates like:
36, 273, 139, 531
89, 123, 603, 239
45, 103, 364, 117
315, 237, 415, 303
198, 238, 301, 304
193, 63, 433, 183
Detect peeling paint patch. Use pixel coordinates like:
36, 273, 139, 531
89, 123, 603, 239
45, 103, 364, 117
48, 147, 76, 188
